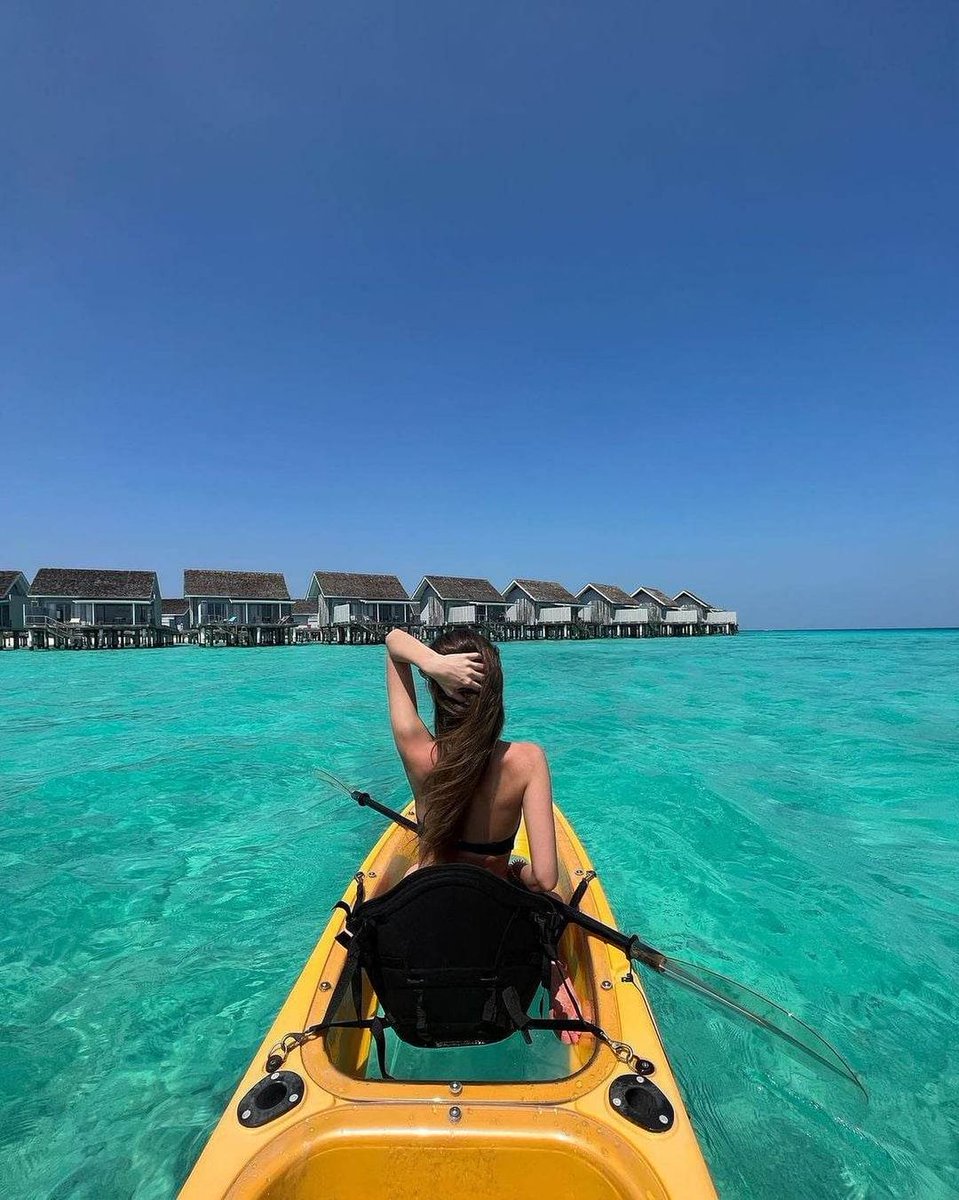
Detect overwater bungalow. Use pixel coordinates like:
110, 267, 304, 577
160, 599, 190, 631
669, 590, 739, 632
292, 599, 320, 628
29, 568, 162, 627
575, 583, 648, 626
503, 579, 580, 625
666, 589, 738, 633
412, 576, 507, 627
0, 571, 28, 631
306, 572, 413, 626
630, 587, 677, 621
183, 570, 292, 628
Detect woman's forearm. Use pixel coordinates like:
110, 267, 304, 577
386, 628, 439, 673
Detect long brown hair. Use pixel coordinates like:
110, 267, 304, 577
418, 629, 504, 863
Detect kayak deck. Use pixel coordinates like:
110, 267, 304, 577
179, 807, 717, 1199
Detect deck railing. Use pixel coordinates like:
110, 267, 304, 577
27, 614, 75, 635
613, 607, 650, 624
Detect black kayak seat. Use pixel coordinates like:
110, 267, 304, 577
350, 864, 564, 1048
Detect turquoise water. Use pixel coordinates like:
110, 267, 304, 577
1, 631, 957, 1198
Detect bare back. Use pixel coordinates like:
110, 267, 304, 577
406, 739, 534, 871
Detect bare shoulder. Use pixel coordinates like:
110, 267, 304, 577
502, 740, 548, 779
402, 733, 437, 787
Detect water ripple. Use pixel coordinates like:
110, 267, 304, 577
1, 633, 957, 1198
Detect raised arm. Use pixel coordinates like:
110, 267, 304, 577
384, 629, 485, 772
517, 745, 559, 893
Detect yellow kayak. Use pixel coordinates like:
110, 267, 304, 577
179, 806, 718, 1199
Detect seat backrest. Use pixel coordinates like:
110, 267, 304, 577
352, 864, 562, 1047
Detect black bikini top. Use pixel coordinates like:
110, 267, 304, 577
456, 826, 519, 857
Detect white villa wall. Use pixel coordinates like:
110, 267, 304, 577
614, 606, 649, 624
540, 605, 572, 623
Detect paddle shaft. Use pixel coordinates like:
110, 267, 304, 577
353, 790, 419, 833
552, 901, 667, 971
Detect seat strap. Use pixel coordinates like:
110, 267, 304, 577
265, 1012, 393, 1077
502, 985, 533, 1044
366, 1014, 389, 1078
264, 908, 392, 1079
322, 917, 366, 1023
520, 1016, 609, 1040
568, 870, 597, 910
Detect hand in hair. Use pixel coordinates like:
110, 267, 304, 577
426, 651, 486, 702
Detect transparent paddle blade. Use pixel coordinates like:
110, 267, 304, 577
646, 953, 865, 1097
314, 766, 359, 798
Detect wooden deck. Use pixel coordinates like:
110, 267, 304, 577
2, 617, 737, 651
191, 622, 295, 647
293, 619, 738, 646
1, 616, 175, 651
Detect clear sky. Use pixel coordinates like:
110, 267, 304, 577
1, 2, 956, 628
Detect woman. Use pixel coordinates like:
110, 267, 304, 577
385, 626, 556, 887
384, 626, 580, 1037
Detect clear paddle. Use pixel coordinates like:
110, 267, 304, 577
629, 944, 866, 1096
314, 766, 360, 798
315, 768, 866, 1098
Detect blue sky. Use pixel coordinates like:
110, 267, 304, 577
1, 1, 956, 628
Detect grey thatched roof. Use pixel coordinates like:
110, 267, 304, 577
417, 576, 505, 603
0, 570, 26, 598
673, 589, 713, 609
292, 599, 317, 615
183, 570, 290, 601
578, 582, 638, 607
632, 586, 675, 608
507, 579, 578, 605
31, 568, 159, 600
161, 598, 189, 615
311, 572, 410, 601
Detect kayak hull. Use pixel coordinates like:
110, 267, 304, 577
179, 807, 718, 1199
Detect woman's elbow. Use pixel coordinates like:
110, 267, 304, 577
531, 866, 558, 893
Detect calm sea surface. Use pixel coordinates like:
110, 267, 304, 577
1, 631, 957, 1199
